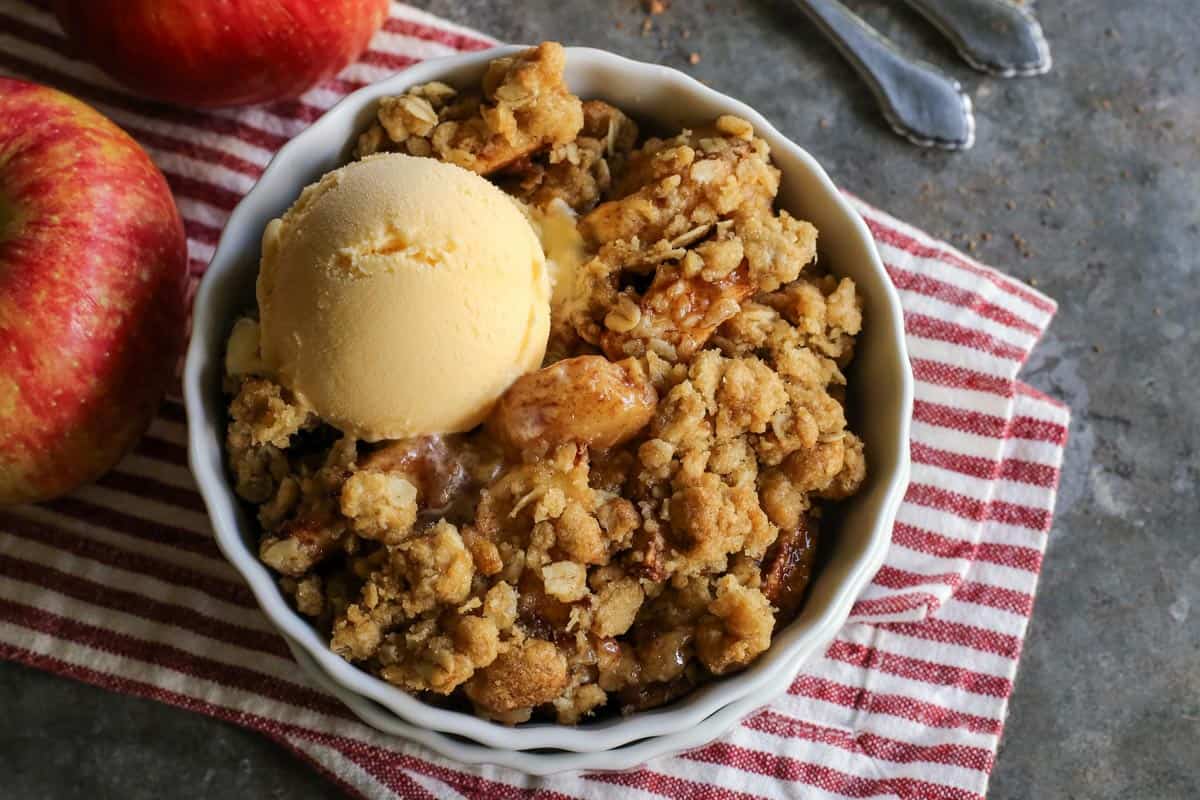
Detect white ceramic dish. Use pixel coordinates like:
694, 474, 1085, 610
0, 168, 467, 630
184, 45, 913, 765
282, 631, 806, 775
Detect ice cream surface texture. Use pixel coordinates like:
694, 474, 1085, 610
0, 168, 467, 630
257, 153, 550, 442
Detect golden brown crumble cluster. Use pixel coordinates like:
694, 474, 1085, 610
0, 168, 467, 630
355, 42, 584, 176
225, 42, 866, 724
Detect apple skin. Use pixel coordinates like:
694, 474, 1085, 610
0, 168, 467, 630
53, 0, 390, 108
0, 78, 188, 506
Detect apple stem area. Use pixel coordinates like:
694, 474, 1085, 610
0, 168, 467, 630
0, 193, 13, 243
0, 183, 20, 246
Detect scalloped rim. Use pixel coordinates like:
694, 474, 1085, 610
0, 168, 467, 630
184, 45, 913, 761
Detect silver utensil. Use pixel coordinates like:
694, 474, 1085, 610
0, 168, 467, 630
793, 0, 975, 150
902, 0, 1052, 77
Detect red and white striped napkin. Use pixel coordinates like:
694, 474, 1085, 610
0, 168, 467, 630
0, 2, 1070, 798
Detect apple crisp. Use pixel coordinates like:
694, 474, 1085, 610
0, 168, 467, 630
225, 42, 866, 724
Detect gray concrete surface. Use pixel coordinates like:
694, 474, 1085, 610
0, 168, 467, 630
1, 1, 1197, 797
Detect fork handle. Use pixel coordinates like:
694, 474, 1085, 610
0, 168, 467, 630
902, 0, 1051, 77
792, 0, 974, 150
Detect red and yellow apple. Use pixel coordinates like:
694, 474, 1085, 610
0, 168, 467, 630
52, 0, 390, 108
0, 79, 188, 506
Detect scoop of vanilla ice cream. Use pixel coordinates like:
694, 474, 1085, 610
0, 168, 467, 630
256, 153, 550, 442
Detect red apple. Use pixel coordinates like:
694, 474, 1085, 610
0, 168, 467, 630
52, 0, 390, 108
0, 79, 188, 506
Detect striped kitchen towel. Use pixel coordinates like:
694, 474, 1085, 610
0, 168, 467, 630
0, 2, 1069, 798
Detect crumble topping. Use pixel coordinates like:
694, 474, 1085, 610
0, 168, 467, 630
355, 42, 583, 176
226, 43, 866, 724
